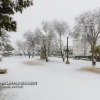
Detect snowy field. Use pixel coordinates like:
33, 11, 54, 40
0, 56, 100, 100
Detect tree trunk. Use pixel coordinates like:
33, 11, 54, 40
60, 34, 61, 50
7, 51, 9, 56
99, 54, 100, 59
44, 45, 48, 62
92, 44, 95, 67
28, 52, 30, 58
95, 53, 97, 61
61, 50, 64, 62
91, 44, 93, 66
24, 52, 25, 57
40, 46, 45, 59
22, 49, 26, 57
60, 34, 64, 61
48, 42, 50, 57
24, 52, 26, 57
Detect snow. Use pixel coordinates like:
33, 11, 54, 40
10, 0, 31, 2
0, 0, 32, 5
0, 56, 100, 100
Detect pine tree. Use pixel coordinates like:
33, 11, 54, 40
0, 0, 33, 36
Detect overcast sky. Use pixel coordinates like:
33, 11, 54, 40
8, 0, 100, 49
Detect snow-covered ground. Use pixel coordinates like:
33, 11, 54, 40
0, 56, 100, 100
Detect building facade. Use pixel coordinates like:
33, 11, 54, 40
73, 36, 100, 56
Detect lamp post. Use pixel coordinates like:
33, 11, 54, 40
66, 37, 70, 64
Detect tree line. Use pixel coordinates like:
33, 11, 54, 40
16, 20, 70, 61
1, 0, 100, 66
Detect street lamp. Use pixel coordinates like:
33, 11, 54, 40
66, 37, 70, 64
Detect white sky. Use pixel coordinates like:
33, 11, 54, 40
8, 0, 100, 49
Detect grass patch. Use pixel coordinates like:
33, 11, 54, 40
0, 69, 7, 74
37, 59, 61, 63
23, 61, 44, 65
79, 67, 100, 74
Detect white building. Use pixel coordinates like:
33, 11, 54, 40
73, 36, 100, 56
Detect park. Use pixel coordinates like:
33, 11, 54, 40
0, 55, 100, 100
1, 0, 100, 100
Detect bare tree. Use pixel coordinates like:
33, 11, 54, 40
33, 28, 46, 59
22, 42, 27, 57
16, 40, 28, 57
53, 19, 70, 61
23, 30, 35, 58
16, 40, 23, 55
34, 28, 43, 45
72, 8, 100, 66
42, 20, 57, 57
25, 41, 32, 58
34, 20, 66, 60
31, 20, 57, 61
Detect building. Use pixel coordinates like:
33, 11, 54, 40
73, 36, 100, 56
